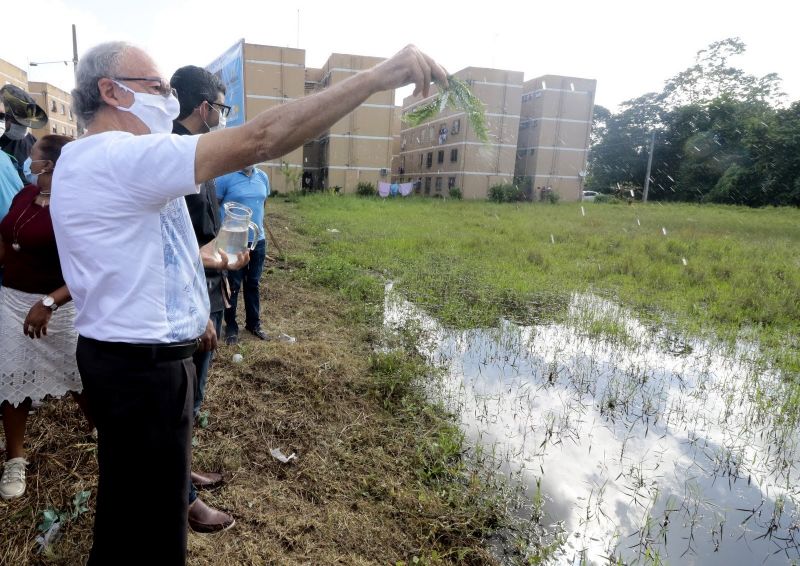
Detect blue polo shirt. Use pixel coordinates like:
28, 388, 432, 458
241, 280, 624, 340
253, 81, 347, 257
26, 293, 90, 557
0, 151, 23, 220
215, 168, 270, 242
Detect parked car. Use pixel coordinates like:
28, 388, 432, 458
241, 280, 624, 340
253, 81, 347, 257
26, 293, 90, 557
582, 190, 599, 202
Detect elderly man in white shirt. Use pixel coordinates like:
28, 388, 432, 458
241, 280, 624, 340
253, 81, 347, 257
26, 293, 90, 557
50, 41, 446, 565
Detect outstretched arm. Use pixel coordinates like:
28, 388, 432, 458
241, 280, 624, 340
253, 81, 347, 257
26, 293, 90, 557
194, 45, 447, 184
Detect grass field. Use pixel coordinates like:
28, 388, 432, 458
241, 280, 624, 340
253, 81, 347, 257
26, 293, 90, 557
288, 195, 800, 372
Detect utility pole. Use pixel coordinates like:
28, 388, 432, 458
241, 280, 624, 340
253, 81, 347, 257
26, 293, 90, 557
72, 24, 79, 84
642, 130, 655, 202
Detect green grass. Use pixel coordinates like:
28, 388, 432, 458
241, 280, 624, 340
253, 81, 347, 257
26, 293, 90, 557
285, 196, 800, 346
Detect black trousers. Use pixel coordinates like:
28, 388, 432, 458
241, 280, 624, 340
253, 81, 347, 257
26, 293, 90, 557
77, 336, 195, 566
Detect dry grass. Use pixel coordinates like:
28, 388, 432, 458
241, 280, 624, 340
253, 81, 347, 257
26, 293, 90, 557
0, 208, 501, 565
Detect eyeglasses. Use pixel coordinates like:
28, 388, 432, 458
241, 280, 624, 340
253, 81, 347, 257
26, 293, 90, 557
112, 76, 175, 98
208, 101, 231, 118
0, 111, 6, 121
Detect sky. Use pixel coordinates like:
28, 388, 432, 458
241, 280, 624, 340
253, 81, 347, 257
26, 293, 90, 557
1, 0, 797, 112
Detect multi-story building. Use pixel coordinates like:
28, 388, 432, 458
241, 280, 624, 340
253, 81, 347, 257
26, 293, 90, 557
209, 44, 396, 194
303, 53, 395, 192
205, 43, 595, 200
514, 75, 596, 201
238, 43, 306, 193
28, 81, 78, 138
1, 58, 76, 138
0, 58, 27, 92
396, 67, 524, 199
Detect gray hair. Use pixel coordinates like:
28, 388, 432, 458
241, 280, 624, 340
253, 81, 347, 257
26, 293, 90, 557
72, 41, 131, 127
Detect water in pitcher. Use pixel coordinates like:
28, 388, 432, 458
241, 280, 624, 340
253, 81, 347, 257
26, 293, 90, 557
216, 225, 249, 256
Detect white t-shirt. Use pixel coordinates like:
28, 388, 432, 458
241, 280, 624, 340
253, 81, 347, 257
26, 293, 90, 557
51, 131, 210, 343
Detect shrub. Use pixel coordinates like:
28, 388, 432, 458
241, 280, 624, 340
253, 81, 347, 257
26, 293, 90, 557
356, 182, 377, 197
488, 183, 524, 203
448, 186, 463, 200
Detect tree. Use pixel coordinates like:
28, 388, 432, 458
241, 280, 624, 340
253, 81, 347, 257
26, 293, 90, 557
587, 38, 798, 206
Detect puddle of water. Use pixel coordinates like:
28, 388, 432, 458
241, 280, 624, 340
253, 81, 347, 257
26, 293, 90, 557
383, 283, 800, 565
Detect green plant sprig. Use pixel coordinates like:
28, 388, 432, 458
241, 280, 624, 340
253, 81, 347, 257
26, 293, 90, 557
402, 76, 489, 143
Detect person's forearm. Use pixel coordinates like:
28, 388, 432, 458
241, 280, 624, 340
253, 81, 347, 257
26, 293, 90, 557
195, 69, 379, 184
48, 285, 71, 306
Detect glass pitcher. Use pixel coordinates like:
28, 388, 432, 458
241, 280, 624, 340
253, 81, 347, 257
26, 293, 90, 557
216, 202, 260, 256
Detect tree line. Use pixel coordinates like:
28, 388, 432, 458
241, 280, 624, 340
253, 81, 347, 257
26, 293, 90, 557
587, 38, 799, 207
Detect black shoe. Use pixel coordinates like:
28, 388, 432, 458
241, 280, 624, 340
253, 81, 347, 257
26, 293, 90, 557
246, 326, 269, 341
225, 332, 239, 345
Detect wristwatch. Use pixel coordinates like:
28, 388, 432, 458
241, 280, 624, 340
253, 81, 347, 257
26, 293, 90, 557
42, 296, 59, 312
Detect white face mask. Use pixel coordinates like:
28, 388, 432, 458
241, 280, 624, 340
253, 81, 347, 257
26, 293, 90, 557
4, 122, 27, 140
112, 80, 180, 134
205, 104, 226, 132
0, 121, 5, 138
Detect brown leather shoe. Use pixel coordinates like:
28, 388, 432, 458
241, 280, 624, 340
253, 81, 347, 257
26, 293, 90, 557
188, 497, 235, 533
191, 470, 225, 491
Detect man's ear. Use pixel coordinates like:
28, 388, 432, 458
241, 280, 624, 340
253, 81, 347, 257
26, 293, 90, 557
194, 100, 208, 121
97, 78, 128, 108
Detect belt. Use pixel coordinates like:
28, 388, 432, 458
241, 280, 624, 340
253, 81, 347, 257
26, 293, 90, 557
80, 336, 200, 362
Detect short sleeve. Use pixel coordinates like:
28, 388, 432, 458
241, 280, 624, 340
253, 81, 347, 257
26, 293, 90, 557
105, 133, 201, 207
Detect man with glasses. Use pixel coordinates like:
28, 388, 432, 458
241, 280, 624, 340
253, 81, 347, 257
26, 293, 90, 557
51, 40, 447, 564
170, 64, 237, 534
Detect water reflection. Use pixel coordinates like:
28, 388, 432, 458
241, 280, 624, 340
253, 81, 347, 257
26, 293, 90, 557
383, 283, 800, 565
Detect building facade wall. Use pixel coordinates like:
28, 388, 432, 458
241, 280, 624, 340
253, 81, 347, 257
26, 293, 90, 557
242, 43, 306, 192
397, 67, 523, 199
28, 81, 77, 138
303, 53, 394, 193
515, 75, 596, 201
0, 59, 27, 92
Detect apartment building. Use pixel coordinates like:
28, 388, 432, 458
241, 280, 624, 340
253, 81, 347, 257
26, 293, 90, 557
0, 58, 27, 92
237, 43, 306, 193
28, 81, 78, 138
1, 58, 77, 138
206, 43, 595, 200
396, 67, 524, 199
303, 53, 394, 192
514, 75, 596, 201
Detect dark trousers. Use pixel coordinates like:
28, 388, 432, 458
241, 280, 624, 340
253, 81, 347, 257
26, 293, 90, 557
224, 239, 266, 334
77, 337, 194, 566
188, 310, 222, 504
192, 310, 223, 419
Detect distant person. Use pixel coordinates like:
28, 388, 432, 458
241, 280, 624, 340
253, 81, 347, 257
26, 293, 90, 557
216, 165, 269, 343
0, 134, 91, 500
50, 40, 446, 564
171, 64, 242, 533
0, 85, 48, 184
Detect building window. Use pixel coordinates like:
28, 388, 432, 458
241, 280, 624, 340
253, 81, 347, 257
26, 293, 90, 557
401, 135, 406, 150
424, 177, 431, 194
428, 125, 435, 142
452, 119, 460, 134
61, 104, 66, 115
448, 177, 456, 189
52, 125, 57, 133
62, 126, 66, 134
426, 152, 432, 168
437, 150, 444, 164
51, 100, 57, 112
419, 153, 424, 167
450, 148, 458, 162
435, 177, 442, 192
421, 127, 427, 143
69, 109, 73, 120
